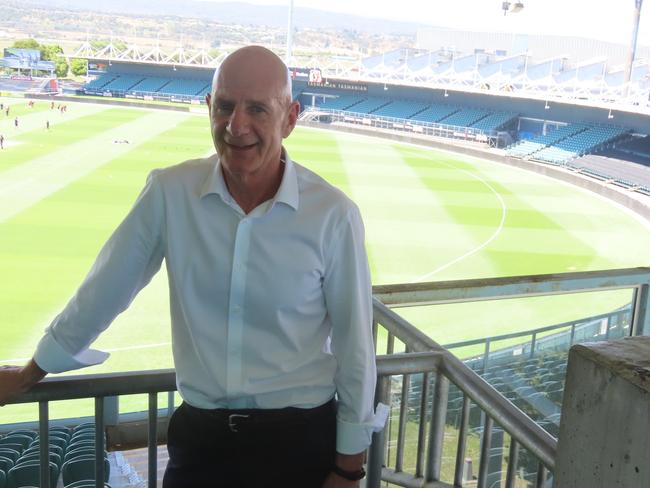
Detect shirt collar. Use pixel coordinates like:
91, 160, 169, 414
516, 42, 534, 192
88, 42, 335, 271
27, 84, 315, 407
200, 148, 299, 211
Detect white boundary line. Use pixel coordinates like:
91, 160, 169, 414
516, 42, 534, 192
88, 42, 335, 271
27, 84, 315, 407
412, 160, 508, 282
298, 125, 508, 283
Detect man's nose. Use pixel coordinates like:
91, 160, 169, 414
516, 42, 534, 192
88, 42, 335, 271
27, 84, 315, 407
226, 107, 250, 137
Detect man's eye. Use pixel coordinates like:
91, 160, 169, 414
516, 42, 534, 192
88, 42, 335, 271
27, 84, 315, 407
216, 104, 233, 113
250, 106, 266, 114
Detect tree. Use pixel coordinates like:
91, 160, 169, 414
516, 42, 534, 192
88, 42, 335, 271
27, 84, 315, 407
90, 39, 127, 53
12, 39, 40, 50
40, 44, 63, 61
41, 44, 68, 78
70, 58, 87, 76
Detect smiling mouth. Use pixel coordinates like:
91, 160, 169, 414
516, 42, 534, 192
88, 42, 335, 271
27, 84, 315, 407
226, 141, 257, 150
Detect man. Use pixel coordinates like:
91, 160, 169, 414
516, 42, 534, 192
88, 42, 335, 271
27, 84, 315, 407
0, 46, 384, 487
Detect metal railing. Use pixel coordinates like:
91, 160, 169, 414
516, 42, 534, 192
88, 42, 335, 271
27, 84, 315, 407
3, 268, 650, 488
300, 106, 499, 144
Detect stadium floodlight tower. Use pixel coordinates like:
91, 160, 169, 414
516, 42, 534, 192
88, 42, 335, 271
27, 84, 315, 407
286, 0, 295, 65
502, 1, 524, 15
624, 0, 644, 93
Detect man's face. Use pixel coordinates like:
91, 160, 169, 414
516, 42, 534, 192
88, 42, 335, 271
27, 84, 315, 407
208, 59, 298, 181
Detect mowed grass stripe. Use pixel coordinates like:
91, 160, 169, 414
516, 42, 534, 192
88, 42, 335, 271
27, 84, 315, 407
396, 146, 608, 278
332, 136, 500, 284
0, 113, 208, 360
0, 98, 51, 127
472, 159, 650, 273
0, 107, 137, 173
0, 110, 191, 223
286, 128, 351, 194
0, 103, 109, 164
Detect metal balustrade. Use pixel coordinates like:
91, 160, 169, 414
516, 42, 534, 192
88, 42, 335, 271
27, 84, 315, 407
3, 267, 649, 488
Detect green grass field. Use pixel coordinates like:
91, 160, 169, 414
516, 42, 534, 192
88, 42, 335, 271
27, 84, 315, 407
1, 96, 650, 423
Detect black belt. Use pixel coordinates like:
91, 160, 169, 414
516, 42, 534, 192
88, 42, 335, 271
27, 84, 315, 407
185, 398, 336, 433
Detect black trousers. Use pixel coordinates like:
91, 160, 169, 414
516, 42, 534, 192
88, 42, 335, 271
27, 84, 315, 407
162, 399, 337, 488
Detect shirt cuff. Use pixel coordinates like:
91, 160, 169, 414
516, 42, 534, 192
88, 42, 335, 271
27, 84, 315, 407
336, 403, 390, 454
34, 331, 110, 374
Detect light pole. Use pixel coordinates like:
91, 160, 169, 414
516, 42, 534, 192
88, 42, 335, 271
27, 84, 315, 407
285, 0, 295, 65
624, 0, 644, 95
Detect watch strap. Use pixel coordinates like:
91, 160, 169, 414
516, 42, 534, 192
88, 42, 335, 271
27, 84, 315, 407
331, 464, 366, 481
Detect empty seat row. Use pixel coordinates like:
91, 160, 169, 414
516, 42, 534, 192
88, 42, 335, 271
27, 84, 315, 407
0, 424, 110, 488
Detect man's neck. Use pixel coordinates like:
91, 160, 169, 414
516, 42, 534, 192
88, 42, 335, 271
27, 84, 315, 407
222, 161, 285, 215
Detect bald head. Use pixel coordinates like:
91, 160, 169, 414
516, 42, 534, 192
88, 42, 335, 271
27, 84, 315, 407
212, 46, 292, 106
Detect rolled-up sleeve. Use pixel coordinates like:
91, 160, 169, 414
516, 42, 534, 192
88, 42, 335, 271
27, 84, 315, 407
324, 204, 387, 454
34, 171, 166, 373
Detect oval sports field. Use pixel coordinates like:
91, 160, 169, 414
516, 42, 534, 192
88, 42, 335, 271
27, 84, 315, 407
1, 98, 649, 421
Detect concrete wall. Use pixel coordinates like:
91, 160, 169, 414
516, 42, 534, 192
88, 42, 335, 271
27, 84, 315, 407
554, 337, 650, 487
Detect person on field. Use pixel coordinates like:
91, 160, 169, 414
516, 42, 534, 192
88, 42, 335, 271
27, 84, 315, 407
0, 45, 385, 488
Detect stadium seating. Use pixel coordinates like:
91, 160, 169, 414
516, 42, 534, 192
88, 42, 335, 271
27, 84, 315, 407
84, 74, 116, 91
409, 104, 459, 123
344, 97, 391, 114
506, 123, 587, 158
101, 75, 145, 92
470, 112, 518, 132
535, 125, 629, 165
371, 100, 430, 119
62, 456, 110, 486
317, 95, 365, 111
438, 108, 490, 127
129, 76, 172, 93
7, 460, 58, 488
0, 424, 114, 488
157, 78, 210, 97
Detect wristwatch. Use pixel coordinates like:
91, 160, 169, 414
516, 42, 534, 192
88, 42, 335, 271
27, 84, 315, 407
331, 464, 366, 481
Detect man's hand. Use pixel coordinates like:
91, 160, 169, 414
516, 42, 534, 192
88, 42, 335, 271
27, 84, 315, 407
321, 451, 365, 488
0, 359, 46, 406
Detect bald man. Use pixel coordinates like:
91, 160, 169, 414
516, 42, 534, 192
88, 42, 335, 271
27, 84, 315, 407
0, 46, 383, 487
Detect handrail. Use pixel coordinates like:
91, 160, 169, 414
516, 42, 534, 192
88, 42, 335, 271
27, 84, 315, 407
442, 306, 629, 350
373, 267, 650, 306
5, 369, 176, 405
373, 299, 558, 472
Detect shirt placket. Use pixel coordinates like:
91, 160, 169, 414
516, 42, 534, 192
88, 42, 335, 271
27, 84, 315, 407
226, 217, 252, 402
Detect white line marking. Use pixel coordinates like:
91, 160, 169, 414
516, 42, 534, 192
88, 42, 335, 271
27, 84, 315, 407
412, 160, 508, 282
298, 125, 508, 282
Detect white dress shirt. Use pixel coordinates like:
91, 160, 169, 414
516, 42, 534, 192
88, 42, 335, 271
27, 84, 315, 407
34, 150, 385, 454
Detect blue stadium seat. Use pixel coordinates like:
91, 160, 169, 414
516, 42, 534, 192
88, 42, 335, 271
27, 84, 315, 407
409, 104, 459, 123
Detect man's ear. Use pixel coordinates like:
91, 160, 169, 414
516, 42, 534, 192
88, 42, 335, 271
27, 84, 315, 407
205, 93, 211, 108
283, 100, 300, 138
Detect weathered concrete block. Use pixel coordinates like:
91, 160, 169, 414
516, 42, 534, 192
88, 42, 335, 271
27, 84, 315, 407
554, 337, 650, 488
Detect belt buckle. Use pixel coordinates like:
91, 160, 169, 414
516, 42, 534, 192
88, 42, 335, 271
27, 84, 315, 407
228, 413, 250, 432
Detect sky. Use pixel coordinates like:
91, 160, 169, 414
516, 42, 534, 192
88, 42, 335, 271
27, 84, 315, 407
198, 0, 650, 47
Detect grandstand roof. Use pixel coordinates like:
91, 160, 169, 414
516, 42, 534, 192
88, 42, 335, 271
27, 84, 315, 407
71, 38, 650, 116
